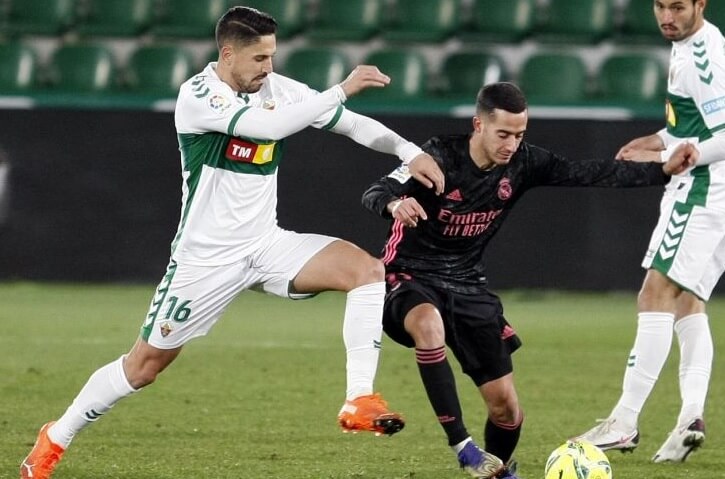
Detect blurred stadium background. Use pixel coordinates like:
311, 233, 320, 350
3, 3, 725, 478
0, 0, 722, 292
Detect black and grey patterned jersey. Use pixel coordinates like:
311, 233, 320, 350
362, 134, 669, 295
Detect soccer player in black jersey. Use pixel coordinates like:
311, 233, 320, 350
361, 82, 697, 479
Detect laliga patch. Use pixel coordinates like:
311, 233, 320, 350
388, 165, 412, 184
207, 94, 232, 114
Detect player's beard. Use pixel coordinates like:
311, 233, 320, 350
234, 73, 267, 94
660, 13, 698, 41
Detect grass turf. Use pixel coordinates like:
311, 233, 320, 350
1, 283, 724, 478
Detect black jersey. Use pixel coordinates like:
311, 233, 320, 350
362, 134, 668, 295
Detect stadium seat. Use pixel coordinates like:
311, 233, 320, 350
0, 43, 38, 93
383, 0, 460, 43
617, 0, 662, 43
153, 0, 227, 38
518, 53, 588, 104
706, 1, 725, 30
359, 49, 428, 99
460, 0, 535, 43
125, 45, 194, 97
75, 0, 153, 37
2, 0, 75, 37
598, 53, 666, 104
535, 0, 614, 44
282, 47, 350, 92
45, 44, 117, 93
438, 52, 507, 99
306, 0, 381, 42
242, 0, 304, 39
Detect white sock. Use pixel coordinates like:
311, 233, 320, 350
612, 312, 674, 430
452, 436, 473, 454
343, 282, 384, 401
48, 355, 137, 448
675, 313, 712, 426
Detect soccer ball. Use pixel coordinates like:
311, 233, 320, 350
544, 440, 612, 479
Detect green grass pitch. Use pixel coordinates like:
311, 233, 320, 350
1, 283, 724, 478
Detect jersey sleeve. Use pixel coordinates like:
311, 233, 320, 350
326, 109, 423, 163
686, 28, 725, 163
362, 164, 428, 218
523, 143, 668, 188
175, 75, 346, 141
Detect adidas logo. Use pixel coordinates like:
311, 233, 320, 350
445, 189, 463, 201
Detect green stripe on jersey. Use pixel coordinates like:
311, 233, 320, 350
323, 105, 344, 130
686, 166, 711, 206
652, 202, 694, 273
666, 93, 712, 140
178, 132, 283, 175
141, 261, 178, 341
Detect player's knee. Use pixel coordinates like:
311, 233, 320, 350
407, 317, 444, 347
488, 399, 520, 425
638, 270, 680, 310
353, 255, 385, 287
125, 363, 161, 389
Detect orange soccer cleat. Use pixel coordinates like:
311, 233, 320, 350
20, 422, 65, 479
337, 393, 405, 436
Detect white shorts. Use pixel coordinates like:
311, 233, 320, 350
140, 228, 336, 348
642, 173, 725, 300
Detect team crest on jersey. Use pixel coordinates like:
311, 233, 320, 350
497, 178, 512, 200
388, 165, 412, 184
208, 94, 231, 114
159, 322, 173, 338
262, 99, 276, 110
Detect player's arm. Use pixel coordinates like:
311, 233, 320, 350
527, 142, 677, 188
680, 132, 725, 166
177, 66, 390, 140
323, 109, 444, 194
615, 132, 666, 161
362, 166, 428, 227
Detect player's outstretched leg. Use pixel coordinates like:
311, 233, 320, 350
652, 418, 705, 463
337, 393, 405, 436
456, 440, 506, 479
574, 418, 640, 453
20, 422, 65, 479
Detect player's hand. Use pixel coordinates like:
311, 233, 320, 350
618, 148, 662, 163
339, 65, 390, 98
407, 153, 445, 195
388, 197, 427, 228
615, 134, 665, 160
663, 142, 698, 176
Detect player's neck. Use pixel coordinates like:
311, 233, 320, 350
469, 147, 495, 171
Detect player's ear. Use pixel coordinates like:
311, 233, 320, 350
472, 116, 482, 133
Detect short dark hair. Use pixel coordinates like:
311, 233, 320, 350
475, 82, 527, 116
215, 7, 277, 50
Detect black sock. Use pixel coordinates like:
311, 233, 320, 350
416, 346, 469, 446
484, 411, 523, 463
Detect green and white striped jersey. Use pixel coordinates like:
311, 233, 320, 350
171, 63, 343, 265
665, 21, 725, 141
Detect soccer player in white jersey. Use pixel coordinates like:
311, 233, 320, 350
19, 7, 446, 479
576, 0, 725, 463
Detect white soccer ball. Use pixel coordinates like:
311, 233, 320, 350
544, 440, 612, 479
